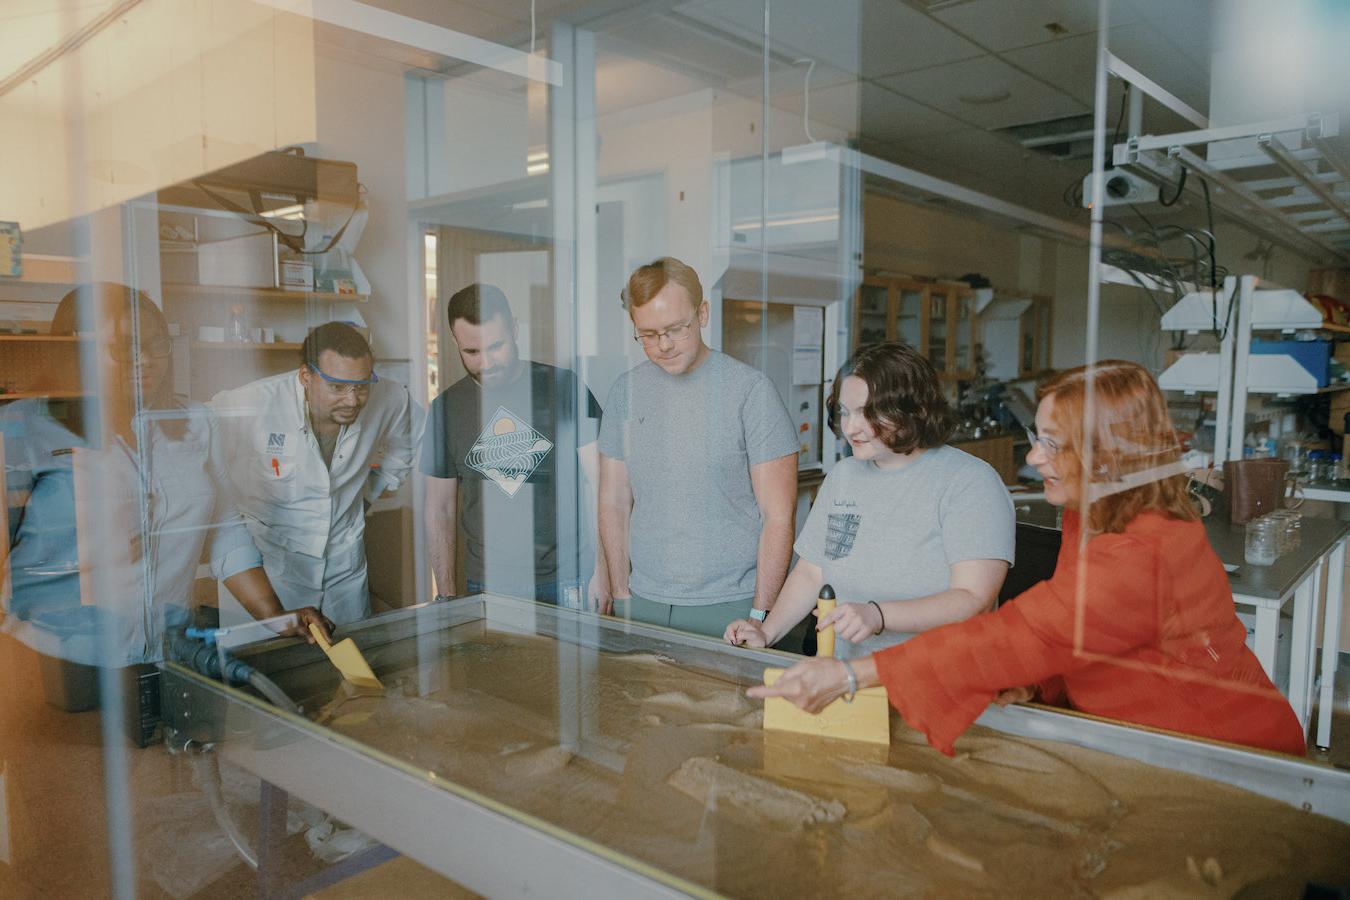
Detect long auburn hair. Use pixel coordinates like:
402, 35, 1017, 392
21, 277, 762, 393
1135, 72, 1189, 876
1039, 360, 1195, 534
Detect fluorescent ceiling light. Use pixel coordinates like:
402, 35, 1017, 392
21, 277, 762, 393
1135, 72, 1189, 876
259, 203, 305, 220
731, 212, 839, 231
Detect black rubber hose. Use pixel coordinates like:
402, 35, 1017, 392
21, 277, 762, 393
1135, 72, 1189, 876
167, 634, 299, 714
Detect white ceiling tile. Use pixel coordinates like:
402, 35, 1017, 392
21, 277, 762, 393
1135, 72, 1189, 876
859, 0, 985, 77
1002, 29, 1098, 106
1105, 23, 1210, 113
931, 0, 1134, 51
723, 60, 857, 105
892, 127, 1039, 176
771, 80, 862, 133
605, 14, 764, 82
859, 82, 972, 141
1121, 0, 1213, 72
677, 0, 864, 74
877, 55, 1086, 128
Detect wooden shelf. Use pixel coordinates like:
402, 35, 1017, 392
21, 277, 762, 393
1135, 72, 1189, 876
191, 341, 302, 351
163, 283, 368, 303
0, 334, 85, 342
0, 391, 84, 401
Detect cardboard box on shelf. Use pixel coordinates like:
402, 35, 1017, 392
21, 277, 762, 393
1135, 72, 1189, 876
198, 231, 277, 288
1309, 268, 1350, 302
1331, 391, 1350, 435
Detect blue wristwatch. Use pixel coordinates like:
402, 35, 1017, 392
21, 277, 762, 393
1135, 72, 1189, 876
749, 608, 768, 622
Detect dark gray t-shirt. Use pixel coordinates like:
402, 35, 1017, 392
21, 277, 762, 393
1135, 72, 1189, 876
599, 351, 798, 605
794, 446, 1015, 659
420, 361, 600, 595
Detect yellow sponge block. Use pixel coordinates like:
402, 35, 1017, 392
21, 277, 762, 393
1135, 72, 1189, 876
761, 667, 891, 746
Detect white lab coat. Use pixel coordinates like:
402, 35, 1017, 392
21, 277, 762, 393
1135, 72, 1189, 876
209, 371, 413, 624
1, 398, 263, 666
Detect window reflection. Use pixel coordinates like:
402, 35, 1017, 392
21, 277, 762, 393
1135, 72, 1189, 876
3, 0, 1350, 895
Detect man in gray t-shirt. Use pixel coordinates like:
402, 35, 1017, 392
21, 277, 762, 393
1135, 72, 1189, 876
598, 257, 798, 638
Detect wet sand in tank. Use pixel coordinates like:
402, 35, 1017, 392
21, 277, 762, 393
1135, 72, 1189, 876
303, 626, 1350, 898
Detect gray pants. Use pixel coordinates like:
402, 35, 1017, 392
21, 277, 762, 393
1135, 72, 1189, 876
614, 593, 753, 640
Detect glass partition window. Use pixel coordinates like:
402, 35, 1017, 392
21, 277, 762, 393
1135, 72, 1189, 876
3, 0, 1349, 896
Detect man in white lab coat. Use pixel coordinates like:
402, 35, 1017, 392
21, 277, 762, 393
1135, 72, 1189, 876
210, 323, 414, 624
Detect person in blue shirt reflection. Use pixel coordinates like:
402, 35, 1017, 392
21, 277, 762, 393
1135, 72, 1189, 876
0, 282, 330, 668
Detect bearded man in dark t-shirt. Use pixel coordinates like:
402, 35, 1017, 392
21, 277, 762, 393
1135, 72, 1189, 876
421, 283, 608, 607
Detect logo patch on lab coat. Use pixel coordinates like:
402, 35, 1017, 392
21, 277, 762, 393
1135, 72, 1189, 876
465, 406, 552, 498
254, 430, 297, 457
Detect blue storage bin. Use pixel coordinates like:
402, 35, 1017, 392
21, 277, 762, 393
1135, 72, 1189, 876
1250, 339, 1331, 387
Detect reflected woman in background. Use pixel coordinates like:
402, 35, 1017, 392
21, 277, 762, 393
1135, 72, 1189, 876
725, 341, 1014, 657
1, 282, 326, 682
752, 360, 1306, 757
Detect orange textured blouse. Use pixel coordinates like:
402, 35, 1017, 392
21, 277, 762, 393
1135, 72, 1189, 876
873, 509, 1306, 757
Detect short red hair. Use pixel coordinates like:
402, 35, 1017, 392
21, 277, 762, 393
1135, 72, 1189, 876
1038, 360, 1195, 534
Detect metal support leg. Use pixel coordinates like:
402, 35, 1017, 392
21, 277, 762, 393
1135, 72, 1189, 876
1289, 568, 1321, 730
1317, 539, 1348, 750
257, 781, 290, 900
1253, 604, 1281, 685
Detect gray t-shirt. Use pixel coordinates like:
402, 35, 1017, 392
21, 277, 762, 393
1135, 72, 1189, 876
794, 446, 1015, 659
599, 351, 798, 605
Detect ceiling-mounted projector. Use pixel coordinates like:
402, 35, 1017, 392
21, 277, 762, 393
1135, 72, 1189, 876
1081, 168, 1158, 208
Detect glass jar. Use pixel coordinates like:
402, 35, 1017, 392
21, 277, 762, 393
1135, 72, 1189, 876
1244, 516, 1279, 566
1283, 510, 1302, 551
1267, 510, 1292, 555
1307, 450, 1327, 483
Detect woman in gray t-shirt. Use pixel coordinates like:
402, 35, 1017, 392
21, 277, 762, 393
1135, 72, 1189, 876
724, 342, 1014, 659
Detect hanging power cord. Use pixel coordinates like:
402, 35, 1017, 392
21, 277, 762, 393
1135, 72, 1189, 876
1158, 165, 1188, 206
794, 58, 817, 144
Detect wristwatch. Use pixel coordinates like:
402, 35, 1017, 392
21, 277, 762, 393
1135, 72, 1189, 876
749, 607, 769, 622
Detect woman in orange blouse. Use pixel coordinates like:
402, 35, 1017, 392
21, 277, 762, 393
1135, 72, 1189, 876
750, 360, 1306, 757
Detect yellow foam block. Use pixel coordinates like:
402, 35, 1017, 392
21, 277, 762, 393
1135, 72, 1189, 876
310, 623, 384, 691
761, 667, 890, 746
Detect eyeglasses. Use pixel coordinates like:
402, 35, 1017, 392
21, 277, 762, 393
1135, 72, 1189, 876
308, 363, 378, 396
109, 337, 173, 363
633, 314, 699, 347
1025, 426, 1060, 458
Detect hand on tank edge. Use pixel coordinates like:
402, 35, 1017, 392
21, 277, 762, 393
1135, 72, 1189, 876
284, 606, 334, 644
993, 685, 1035, 707
589, 571, 613, 615
724, 618, 768, 648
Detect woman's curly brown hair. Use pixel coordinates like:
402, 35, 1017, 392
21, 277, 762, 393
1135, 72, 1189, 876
827, 342, 954, 454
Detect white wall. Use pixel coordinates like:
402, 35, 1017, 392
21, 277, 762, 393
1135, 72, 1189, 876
0, 0, 315, 232
312, 49, 410, 360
